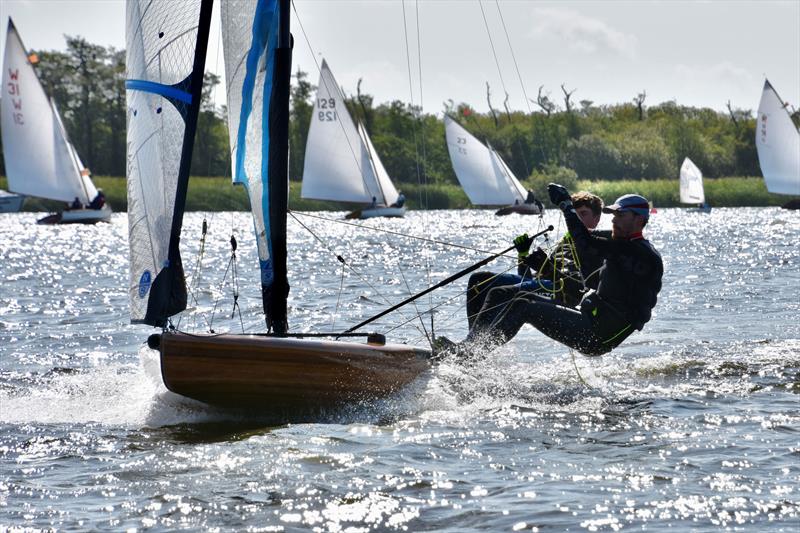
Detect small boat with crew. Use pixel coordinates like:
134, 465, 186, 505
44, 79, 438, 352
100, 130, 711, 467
1, 18, 111, 224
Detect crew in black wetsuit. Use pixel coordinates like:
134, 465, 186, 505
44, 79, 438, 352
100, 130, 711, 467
465, 191, 606, 329
441, 184, 663, 357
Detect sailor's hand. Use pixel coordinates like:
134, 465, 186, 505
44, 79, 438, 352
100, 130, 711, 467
548, 183, 571, 207
527, 247, 548, 270
513, 233, 534, 256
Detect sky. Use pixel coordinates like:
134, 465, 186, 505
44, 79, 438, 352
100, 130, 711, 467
1, 0, 798, 116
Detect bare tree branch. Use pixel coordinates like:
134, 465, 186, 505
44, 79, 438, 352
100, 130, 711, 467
633, 90, 647, 121
561, 83, 576, 114
486, 82, 499, 129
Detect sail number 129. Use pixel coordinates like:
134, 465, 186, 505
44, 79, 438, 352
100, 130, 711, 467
317, 98, 337, 122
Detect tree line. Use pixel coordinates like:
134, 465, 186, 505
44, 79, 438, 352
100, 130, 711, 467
3, 37, 790, 195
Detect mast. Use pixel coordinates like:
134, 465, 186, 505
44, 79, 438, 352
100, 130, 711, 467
265, 0, 292, 333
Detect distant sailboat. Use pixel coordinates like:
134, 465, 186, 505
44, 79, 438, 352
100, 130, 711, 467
755, 79, 800, 209
0, 189, 24, 213
444, 115, 541, 216
301, 59, 405, 219
0, 18, 111, 224
127, 0, 429, 413
679, 157, 710, 212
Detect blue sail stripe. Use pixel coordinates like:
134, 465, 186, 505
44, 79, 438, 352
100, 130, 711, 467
234, 0, 278, 287
125, 79, 193, 104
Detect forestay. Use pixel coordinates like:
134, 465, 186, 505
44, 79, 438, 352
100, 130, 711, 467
1, 19, 93, 204
221, 0, 291, 332
444, 115, 524, 206
125, 0, 212, 326
756, 80, 800, 195
301, 59, 397, 206
679, 157, 705, 204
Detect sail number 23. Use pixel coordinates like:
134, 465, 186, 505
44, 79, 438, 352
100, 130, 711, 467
317, 98, 337, 122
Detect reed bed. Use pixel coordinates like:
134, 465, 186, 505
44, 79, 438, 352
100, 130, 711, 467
1, 176, 791, 212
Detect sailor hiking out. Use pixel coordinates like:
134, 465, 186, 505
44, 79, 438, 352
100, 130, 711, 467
466, 191, 606, 329
437, 184, 663, 357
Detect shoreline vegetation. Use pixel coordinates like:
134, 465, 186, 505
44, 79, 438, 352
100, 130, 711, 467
2, 176, 792, 212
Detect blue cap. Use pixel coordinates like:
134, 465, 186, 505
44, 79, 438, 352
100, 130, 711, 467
602, 194, 650, 217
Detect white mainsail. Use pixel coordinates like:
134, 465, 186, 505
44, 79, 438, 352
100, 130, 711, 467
444, 115, 525, 206
756, 80, 800, 195
1, 19, 93, 204
679, 157, 705, 204
301, 59, 395, 205
125, 0, 210, 324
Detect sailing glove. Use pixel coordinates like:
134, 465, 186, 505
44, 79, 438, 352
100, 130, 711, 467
548, 183, 572, 209
526, 247, 549, 270
513, 233, 534, 256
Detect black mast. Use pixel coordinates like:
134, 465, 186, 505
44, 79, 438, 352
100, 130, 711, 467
264, 0, 292, 334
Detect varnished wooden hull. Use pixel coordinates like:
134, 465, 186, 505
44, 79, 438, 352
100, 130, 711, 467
157, 332, 431, 411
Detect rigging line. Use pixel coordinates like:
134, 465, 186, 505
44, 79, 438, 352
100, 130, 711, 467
291, 210, 516, 256
402, 0, 436, 335
401, 0, 425, 207
413, 0, 436, 329
288, 211, 428, 337
397, 263, 432, 345
494, 0, 532, 113
478, 0, 509, 100
178, 217, 212, 333
480, 0, 532, 177
332, 261, 346, 331
291, 0, 377, 203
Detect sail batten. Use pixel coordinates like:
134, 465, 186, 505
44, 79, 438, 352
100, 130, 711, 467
756, 79, 800, 196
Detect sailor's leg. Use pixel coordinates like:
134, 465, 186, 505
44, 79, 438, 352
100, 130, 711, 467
470, 288, 607, 355
466, 272, 522, 329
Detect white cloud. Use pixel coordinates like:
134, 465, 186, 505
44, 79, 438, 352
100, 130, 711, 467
673, 61, 754, 86
529, 7, 638, 60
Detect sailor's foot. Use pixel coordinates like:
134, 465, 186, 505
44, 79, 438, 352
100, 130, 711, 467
432, 335, 457, 357
432, 335, 476, 361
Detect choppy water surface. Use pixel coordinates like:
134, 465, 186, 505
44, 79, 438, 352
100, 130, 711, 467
1, 208, 798, 531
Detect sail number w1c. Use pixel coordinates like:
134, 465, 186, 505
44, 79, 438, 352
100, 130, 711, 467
317, 98, 337, 121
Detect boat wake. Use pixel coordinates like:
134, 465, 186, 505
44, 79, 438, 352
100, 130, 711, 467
1, 338, 796, 430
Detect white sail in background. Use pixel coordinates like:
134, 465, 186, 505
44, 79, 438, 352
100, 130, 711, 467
125, 0, 208, 323
301, 60, 394, 205
679, 157, 705, 204
756, 80, 800, 195
359, 122, 398, 206
1, 19, 93, 204
489, 143, 527, 201
444, 115, 524, 206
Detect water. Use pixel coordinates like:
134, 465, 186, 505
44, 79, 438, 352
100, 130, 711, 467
1, 208, 798, 531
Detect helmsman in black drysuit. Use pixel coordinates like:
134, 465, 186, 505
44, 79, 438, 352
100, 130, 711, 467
440, 184, 663, 357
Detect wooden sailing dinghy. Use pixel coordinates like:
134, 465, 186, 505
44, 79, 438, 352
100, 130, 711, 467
125, 0, 430, 413
1, 18, 111, 224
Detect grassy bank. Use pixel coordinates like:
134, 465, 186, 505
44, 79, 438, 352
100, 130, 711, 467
2, 175, 791, 212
